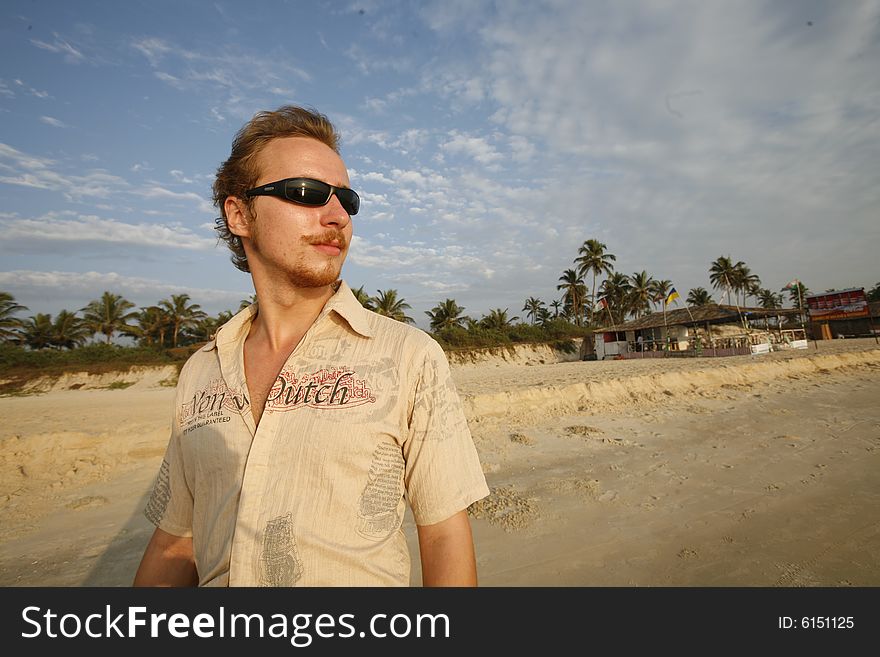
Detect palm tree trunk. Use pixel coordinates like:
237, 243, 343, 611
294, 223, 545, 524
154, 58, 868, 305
591, 273, 597, 327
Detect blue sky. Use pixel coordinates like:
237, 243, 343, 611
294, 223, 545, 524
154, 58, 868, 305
1, 0, 878, 329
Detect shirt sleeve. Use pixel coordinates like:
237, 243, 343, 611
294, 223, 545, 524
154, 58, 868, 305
143, 381, 194, 537
402, 338, 490, 526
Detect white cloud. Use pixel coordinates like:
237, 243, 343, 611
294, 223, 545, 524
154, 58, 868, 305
0, 142, 56, 171
154, 71, 184, 88
0, 142, 129, 199
0, 213, 215, 250
441, 130, 501, 165
170, 170, 195, 184
132, 37, 311, 96
0, 270, 248, 310
132, 37, 173, 66
508, 135, 535, 163
137, 185, 214, 214
360, 191, 390, 207
351, 169, 394, 185
0, 143, 213, 212
389, 168, 449, 188
30, 34, 85, 63
348, 235, 495, 283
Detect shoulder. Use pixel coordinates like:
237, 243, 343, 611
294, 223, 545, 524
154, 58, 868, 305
176, 341, 219, 387
361, 312, 445, 364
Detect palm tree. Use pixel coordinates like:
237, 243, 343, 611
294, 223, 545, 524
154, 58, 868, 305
549, 299, 562, 318
192, 310, 234, 342
21, 313, 55, 349
131, 305, 172, 347
159, 294, 207, 348
557, 269, 586, 326
731, 263, 761, 307
425, 299, 467, 331
709, 256, 742, 305
536, 307, 552, 327
0, 291, 28, 343
371, 289, 413, 323
51, 310, 90, 349
575, 239, 616, 326
649, 279, 672, 311
786, 281, 810, 307
867, 282, 880, 303
628, 271, 655, 318
351, 285, 374, 310
81, 291, 138, 344
687, 287, 712, 306
757, 289, 782, 309
599, 272, 632, 324
481, 308, 518, 330
521, 297, 545, 325
746, 281, 763, 306
239, 294, 257, 310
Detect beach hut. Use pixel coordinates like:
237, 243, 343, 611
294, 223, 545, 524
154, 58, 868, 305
594, 304, 803, 359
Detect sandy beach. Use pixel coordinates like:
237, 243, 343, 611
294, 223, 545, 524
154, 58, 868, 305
2, 338, 878, 586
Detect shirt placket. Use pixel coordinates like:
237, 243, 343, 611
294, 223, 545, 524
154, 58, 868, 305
227, 310, 331, 585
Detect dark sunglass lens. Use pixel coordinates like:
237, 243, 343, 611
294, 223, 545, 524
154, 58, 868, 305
285, 179, 331, 205
336, 189, 360, 215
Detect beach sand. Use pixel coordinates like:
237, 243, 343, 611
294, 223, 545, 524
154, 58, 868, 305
1, 338, 878, 586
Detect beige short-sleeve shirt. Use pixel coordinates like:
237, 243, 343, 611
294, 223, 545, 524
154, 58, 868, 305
144, 281, 489, 586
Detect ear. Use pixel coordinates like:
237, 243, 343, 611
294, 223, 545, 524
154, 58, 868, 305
224, 196, 252, 238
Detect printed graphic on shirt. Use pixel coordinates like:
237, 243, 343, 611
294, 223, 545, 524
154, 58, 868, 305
358, 441, 405, 540
178, 378, 249, 434
257, 513, 303, 586
144, 459, 171, 525
265, 366, 376, 411
303, 336, 354, 361
410, 354, 465, 442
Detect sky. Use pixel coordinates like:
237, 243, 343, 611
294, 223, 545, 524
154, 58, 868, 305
1, 0, 878, 330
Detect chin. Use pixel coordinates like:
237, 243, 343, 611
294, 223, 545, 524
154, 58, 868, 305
284, 264, 343, 289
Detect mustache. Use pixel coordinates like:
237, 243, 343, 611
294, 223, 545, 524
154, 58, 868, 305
304, 230, 348, 249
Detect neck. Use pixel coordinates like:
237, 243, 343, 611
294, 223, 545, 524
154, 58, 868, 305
248, 279, 337, 352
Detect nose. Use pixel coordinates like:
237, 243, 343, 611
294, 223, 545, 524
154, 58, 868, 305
320, 192, 352, 229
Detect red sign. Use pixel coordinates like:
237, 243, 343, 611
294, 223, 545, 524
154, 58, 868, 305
806, 289, 869, 320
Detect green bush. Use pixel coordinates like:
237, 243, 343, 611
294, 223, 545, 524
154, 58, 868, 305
431, 320, 589, 351
0, 343, 191, 371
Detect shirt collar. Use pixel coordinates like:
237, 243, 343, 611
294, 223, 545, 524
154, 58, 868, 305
202, 279, 373, 353
321, 280, 375, 339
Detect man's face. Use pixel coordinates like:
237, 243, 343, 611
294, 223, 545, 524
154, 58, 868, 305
234, 136, 354, 289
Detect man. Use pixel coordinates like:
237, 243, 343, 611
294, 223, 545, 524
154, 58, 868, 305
134, 106, 489, 587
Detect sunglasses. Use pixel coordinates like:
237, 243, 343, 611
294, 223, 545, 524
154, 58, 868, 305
245, 177, 360, 216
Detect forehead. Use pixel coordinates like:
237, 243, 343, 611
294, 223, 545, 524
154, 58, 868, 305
254, 137, 350, 186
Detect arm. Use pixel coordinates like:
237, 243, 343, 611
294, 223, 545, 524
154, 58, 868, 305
133, 527, 199, 587
416, 509, 478, 587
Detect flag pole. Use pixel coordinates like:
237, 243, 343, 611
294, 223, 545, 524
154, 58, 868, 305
662, 296, 670, 356
682, 302, 698, 354
796, 281, 816, 350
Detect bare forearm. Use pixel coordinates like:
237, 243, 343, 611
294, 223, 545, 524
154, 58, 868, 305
133, 527, 198, 587
417, 510, 478, 587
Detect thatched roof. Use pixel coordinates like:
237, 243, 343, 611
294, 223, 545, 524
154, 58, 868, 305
598, 304, 801, 333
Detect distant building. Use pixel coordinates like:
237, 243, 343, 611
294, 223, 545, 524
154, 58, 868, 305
805, 288, 879, 339
594, 304, 803, 360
